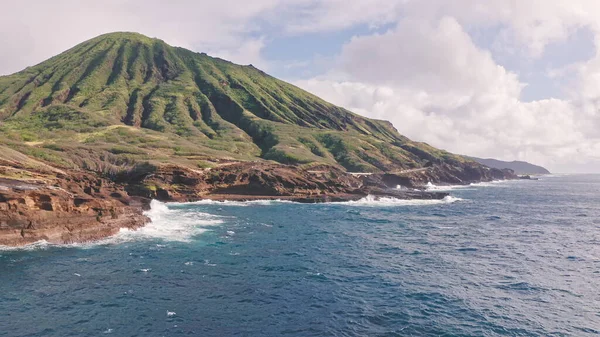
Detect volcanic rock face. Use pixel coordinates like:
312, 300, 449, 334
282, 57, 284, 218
121, 162, 365, 201
119, 162, 461, 202
0, 176, 149, 246
0, 159, 515, 246
373, 163, 517, 189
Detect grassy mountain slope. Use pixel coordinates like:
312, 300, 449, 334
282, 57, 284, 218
0, 32, 470, 174
469, 157, 550, 175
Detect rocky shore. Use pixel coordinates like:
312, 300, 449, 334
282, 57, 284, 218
0, 160, 516, 246
0, 175, 149, 246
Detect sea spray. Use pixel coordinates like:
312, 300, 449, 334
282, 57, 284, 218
173, 199, 295, 207
424, 180, 512, 191
0, 200, 226, 250
118, 200, 224, 242
340, 195, 463, 207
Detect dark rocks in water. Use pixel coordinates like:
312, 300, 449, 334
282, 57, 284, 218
518, 175, 539, 180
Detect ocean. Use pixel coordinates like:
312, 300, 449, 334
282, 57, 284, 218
1, 175, 599, 336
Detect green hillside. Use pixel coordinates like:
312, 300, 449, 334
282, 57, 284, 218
0, 32, 469, 174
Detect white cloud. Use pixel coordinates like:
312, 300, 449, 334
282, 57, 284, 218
338, 17, 522, 96
296, 14, 600, 172
209, 38, 270, 70
269, 0, 403, 34
0, 0, 283, 75
400, 0, 600, 57
2, 0, 600, 171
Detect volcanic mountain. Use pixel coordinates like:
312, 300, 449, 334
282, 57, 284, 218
0, 32, 515, 246
0, 31, 474, 173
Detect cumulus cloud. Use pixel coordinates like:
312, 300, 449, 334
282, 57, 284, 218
2, 0, 600, 171
296, 13, 600, 172
268, 0, 403, 33
0, 0, 285, 75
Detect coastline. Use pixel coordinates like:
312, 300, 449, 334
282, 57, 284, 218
0, 161, 516, 247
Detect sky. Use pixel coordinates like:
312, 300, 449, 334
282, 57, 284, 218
1, 1, 600, 173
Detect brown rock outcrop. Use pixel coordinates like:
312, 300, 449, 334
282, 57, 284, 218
118, 162, 452, 202
0, 157, 516, 247
363, 163, 517, 190
0, 176, 149, 246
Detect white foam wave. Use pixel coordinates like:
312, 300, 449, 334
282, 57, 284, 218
537, 173, 566, 178
0, 239, 104, 251
424, 182, 472, 191
0, 200, 225, 250
469, 180, 506, 187
0, 193, 467, 251
339, 195, 462, 207
178, 199, 294, 207
115, 200, 223, 242
0, 240, 50, 251
424, 180, 512, 191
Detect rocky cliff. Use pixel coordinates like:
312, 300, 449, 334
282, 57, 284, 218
0, 175, 149, 246
0, 158, 517, 246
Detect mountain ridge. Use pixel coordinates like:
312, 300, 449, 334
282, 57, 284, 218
0, 31, 466, 174
469, 157, 550, 175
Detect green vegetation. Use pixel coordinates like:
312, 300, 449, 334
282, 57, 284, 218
0, 32, 472, 174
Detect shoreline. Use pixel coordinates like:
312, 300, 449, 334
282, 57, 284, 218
0, 186, 450, 247
0, 187, 449, 247
0, 161, 517, 247
0, 192, 463, 250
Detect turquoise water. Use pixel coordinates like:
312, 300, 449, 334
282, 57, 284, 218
1, 175, 599, 336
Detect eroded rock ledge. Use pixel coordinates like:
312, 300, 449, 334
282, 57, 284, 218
0, 161, 516, 246
0, 176, 149, 246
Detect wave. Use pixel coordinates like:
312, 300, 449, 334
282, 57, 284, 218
116, 200, 223, 242
538, 173, 568, 178
424, 180, 511, 191
0, 194, 464, 251
339, 195, 462, 207
0, 200, 225, 251
0, 237, 125, 251
424, 182, 472, 191
174, 199, 295, 207
178, 194, 466, 207
0, 239, 54, 251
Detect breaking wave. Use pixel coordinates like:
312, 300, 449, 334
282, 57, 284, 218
424, 182, 472, 191
339, 195, 462, 207
178, 195, 465, 208
424, 180, 511, 191
0, 240, 54, 251
0, 194, 464, 251
116, 200, 224, 242
176, 199, 295, 207
0, 200, 225, 250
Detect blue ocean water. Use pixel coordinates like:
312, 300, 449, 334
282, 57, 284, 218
1, 175, 599, 337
